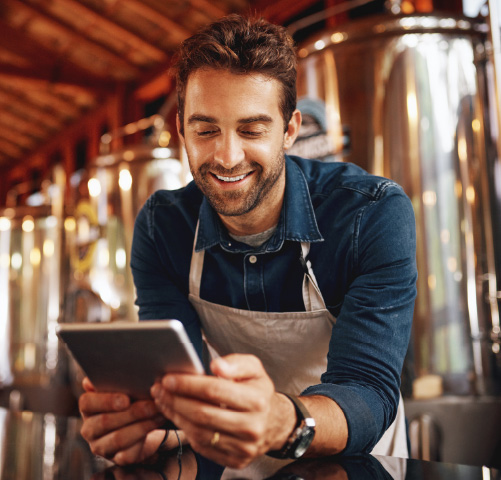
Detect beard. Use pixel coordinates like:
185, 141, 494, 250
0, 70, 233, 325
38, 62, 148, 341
189, 148, 285, 217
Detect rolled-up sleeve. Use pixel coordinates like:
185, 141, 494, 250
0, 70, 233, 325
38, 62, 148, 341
303, 184, 417, 454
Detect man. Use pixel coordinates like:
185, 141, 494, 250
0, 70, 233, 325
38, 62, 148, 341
79, 14, 417, 471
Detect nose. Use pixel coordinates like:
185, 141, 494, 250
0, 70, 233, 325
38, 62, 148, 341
213, 133, 245, 169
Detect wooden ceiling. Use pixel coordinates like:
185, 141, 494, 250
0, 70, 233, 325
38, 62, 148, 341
0, 0, 324, 172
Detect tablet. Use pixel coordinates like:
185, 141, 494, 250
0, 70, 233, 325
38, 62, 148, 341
57, 320, 204, 400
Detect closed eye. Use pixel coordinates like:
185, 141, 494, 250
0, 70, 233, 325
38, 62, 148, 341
196, 130, 218, 137
240, 130, 262, 137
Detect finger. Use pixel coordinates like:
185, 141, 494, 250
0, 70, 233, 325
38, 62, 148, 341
112, 428, 167, 466
81, 400, 162, 441
154, 390, 262, 439
155, 373, 271, 413
79, 391, 131, 418
188, 427, 258, 470
88, 417, 166, 461
211, 354, 266, 381
82, 377, 96, 392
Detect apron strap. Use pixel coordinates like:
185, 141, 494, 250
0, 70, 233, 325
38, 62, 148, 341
189, 221, 327, 312
300, 242, 327, 311
189, 222, 204, 298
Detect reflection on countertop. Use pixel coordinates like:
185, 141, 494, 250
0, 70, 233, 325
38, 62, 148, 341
0, 406, 500, 480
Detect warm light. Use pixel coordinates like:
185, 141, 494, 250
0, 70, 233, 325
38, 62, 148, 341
98, 247, 109, 268
458, 137, 467, 162
422, 190, 437, 206
115, 248, 127, 269
22, 217, 35, 233
466, 186, 475, 204
472, 118, 481, 132
152, 148, 172, 159
43, 239, 55, 257
314, 40, 326, 51
159, 131, 171, 147
401, 1, 414, 14
330, 32, 345, 43
118, 169, 133, 191
0, 217, 11, 231
30, 247, 41, 266
88, 178, 101, 197
407, 91, 418, 120
298, 48, 308, 58
64, 217, 76, 232
428, 274, 437, 290
455, 180, 463, 198
123, 150, 135, 161
11, 252, 22, 269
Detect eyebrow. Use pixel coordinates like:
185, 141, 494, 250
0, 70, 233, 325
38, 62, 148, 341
187, 114, 274, 125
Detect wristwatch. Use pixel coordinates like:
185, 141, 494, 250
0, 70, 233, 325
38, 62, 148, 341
267, 394, 316, 459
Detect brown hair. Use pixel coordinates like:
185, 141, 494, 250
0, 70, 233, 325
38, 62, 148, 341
174, 14, 297, 132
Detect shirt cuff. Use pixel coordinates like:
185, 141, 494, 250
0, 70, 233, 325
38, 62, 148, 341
301, 383, 379, 455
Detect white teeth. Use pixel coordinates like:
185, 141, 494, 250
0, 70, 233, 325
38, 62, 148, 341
215, 173, 247, 182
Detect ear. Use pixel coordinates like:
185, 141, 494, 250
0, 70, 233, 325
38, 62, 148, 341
176, 114, 185, 146
283, 109, 302, 150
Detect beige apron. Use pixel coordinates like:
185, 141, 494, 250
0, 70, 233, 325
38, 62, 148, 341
188, 223, 408, 465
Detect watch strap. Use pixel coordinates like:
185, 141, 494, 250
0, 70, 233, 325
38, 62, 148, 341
267, 393, 315, 459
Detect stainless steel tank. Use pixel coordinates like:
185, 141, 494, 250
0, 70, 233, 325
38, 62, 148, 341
64, 142, 189, 326
296, 13, 501, 397
0, 171, 76, 414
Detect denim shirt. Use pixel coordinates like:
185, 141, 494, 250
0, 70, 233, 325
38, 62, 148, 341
130, 155, 417, 454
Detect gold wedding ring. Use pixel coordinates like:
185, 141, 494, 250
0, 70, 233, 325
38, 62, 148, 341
210, 431, 220, 447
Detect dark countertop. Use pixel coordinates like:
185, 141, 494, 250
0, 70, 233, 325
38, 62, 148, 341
0, 406, 499, 480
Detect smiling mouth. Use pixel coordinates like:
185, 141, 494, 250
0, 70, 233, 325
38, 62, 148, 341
213, 172, 251, 183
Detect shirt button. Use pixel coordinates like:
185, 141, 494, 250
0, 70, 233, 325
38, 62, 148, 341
249, 255, 257, 264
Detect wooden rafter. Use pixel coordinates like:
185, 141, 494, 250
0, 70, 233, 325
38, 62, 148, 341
50, 0, 168, 63
0, 111, 50, 138
0, 63, 116, 92
0, 127, 37, 150
0, 18, 118, 91
0, 138, 26, 158
0, 97, 63, 131
119, 0, 193, 43
6, 0, 141, 79
187, 0, 228, 19
254, 0, 321, 25
0, 88, 67, 127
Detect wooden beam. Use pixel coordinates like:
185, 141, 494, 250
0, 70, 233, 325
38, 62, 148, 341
0, 128, 37, 150
119, 0, 193, 43
0, 89, 66, 128
7, 0, 141, 79
253, 0, 322, 25
0, 18, 117, 91
51, 0, 168, 63
0, 109, 50, 138
0, 63, 116, 92
0, 138, 25, 159
0, 18, 57, 67
187, 0, 227, 19
14, 88, 82, 118
0, 100, 62, 132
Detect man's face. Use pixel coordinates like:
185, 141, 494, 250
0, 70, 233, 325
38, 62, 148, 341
179, 68, 298, 220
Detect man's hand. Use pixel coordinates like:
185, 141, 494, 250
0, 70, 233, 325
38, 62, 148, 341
150, 354, 296, 469
79, 377, 171, 465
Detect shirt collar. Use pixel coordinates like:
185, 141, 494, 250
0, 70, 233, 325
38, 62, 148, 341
195, 155, 324, 252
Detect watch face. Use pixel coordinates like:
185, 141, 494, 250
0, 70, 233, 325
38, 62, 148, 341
293, 428, 315, 458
